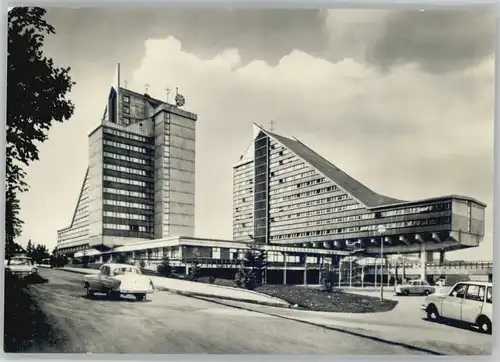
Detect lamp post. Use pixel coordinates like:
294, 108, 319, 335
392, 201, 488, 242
377, 225, 387, 302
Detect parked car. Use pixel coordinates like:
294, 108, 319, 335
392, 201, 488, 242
421, 281, 492, 334
83, 263, 155, 301
5, 256, 38, 279
395, 279, 435, 296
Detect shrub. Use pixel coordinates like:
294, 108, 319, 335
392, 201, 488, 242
188, 263, 201, 281
157, 257, 172, 277
234, 265, 257, 290
139, 259, 146, 269
320, 267, 336, 292
208, 276, 216, 284
82, 256, 89, 268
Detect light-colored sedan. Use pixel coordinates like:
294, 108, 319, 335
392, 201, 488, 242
84, 263, 155, 301
421, 281, 492, 334
395, 279, 435, 296
5, 256, 38, 279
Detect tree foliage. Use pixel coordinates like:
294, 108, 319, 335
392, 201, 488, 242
157, 256, 172, 277
234, 235, 268, 289
187, 248, 201, 281
6, 7, 75, 251
319, 266, 336, 292
242, 235, 267, 286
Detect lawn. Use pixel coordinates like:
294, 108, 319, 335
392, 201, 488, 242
254, 284, 398, 313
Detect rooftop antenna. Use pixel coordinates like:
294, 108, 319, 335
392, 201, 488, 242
269, 120, 276, 132
165, 88, 171, 103
124, 80, 128, 89
145, 83, 150, 94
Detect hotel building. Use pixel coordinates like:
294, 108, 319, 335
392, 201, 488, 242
233, 124, 487, 272
57, 76, 197, 255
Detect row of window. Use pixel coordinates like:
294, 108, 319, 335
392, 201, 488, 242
234, 205, 253, 214
103, 223, 153, 233
103, 163, 150, 177
270, 196, 363, 213
273, 208, 374, 222
381, 203, 451, 217
103, 187, 152, 198
269, 177, 327, 195
269, 156, 295, 169
270, 162, 306, 177
272, 186, 346, 203
270, 217, 451, 239
103, 126, 149, 143
269, 170, 315, 184
103, 211, 152, 221
103, 199, 153, 209
233, 187, 253, 197
103, 151, 149, 165
233, 171, 254, 183
58, 225, 89, 239
103, 175, 151, 188
271, 217, 452, 234
103, 139, 148, 154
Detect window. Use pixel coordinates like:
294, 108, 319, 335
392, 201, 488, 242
486, 287, 492, 304
130, 225, 139, 232
123, 117, 130, 125
450, 283, 467, 298
465, 285, 485, 302
124, 106, 130, 114
100, 266, 110, 276
123, 95, 130, 103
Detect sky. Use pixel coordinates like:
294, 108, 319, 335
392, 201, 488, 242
15, 8, 495, 260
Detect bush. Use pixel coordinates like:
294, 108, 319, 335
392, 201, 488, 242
188, 263, 201, 281
320, 268, 336, 292
208, 276, 216, 284
157, 257, 172, 277
234, 266, 257, 290
139, 259, 146, 269
82, 256, 89, 268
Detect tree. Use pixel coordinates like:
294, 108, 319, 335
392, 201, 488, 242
241, 235, 267, 286
26, 239, 34, 256
319, 265, 336, 292
6, 7, 75, 252
157, 256, 172, 277
187, 248, 201, 281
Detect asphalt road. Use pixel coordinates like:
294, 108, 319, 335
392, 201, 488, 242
14, 268, 439, 355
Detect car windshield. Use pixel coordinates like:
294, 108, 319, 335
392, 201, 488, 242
113, 267, 142, 276
8, 258, 32, 266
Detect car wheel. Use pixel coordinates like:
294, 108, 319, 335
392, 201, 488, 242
135, 293, 146, 301
477, 316, 492, 334
85, 285, 94, 298
424, 290, 430, 296
427, 305, 440, 322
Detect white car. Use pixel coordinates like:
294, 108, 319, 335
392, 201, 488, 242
84, 263, 155, 301
395, 279, 435, 296
5, 256, 38, 278
421, 281, 492, 334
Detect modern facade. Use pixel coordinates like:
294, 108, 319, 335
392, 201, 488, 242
233, 124, 487, 271
57, 68, 197, 255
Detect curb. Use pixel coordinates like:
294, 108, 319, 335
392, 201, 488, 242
57, 268, 290, 308
155, 286, 291, 308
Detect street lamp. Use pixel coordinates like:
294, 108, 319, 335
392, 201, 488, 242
377, 225, 387, 302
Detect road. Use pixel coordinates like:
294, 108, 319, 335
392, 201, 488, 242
13, 268, 488, 354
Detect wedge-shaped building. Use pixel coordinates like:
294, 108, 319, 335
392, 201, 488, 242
233, 124, 487, 266
57, 82, 197, 255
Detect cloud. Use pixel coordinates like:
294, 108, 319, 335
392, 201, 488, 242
42, 8, 495, 77
18, 35, 493, 261
365, 10, 496, 73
